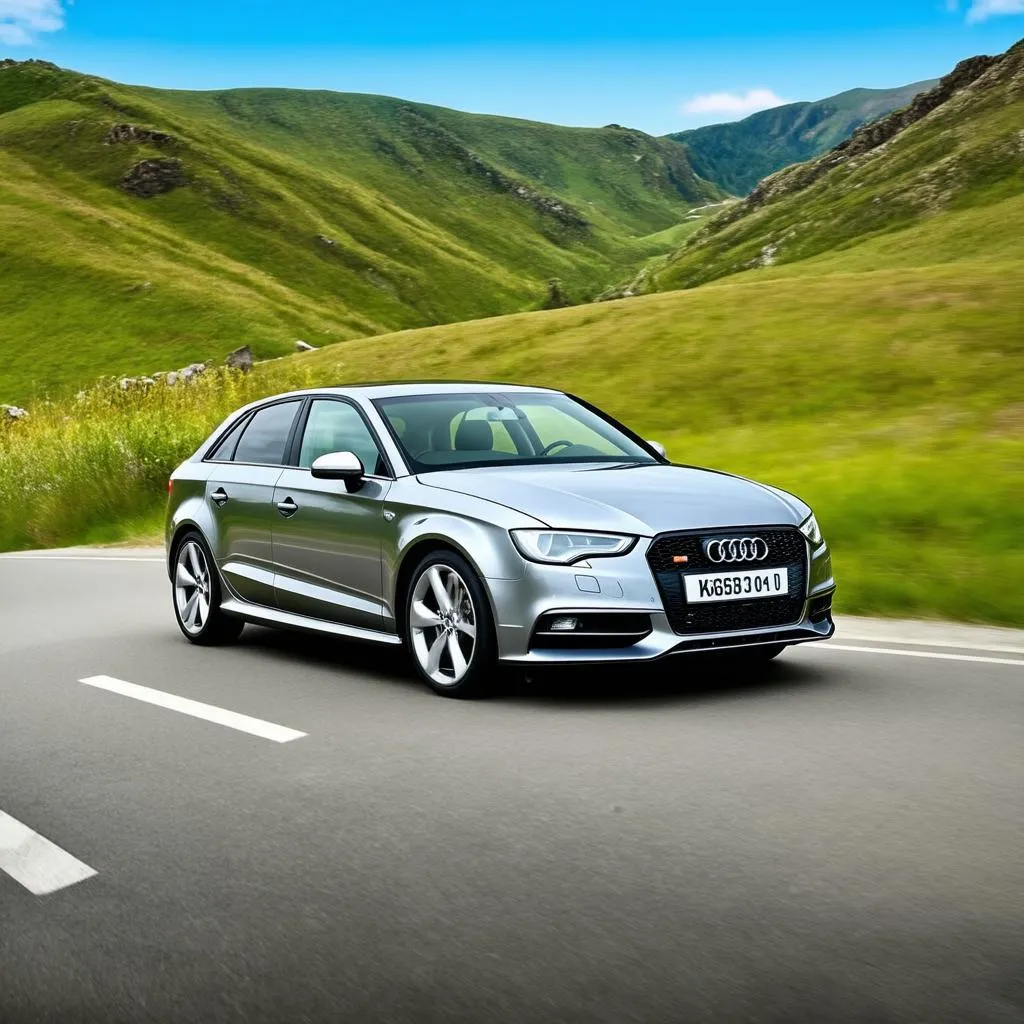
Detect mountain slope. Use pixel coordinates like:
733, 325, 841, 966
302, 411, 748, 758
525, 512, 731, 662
0, 60, 723, 402
667, 80, 936, 195
654, 41, 1024, 291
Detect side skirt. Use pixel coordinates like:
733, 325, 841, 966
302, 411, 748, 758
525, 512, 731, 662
220, 599, 403, 647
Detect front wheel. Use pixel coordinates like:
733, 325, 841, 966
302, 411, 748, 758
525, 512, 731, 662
404, 551, 497, 698
172, 531, 245, 646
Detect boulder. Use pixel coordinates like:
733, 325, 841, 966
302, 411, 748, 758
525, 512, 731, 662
1, 404, 28, 421
295, 340, 316, 352
120, 158, 185, 198
226, 346, 254, 373
105, 124, 176, 147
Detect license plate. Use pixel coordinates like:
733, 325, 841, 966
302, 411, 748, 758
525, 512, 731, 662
684, 568, 789, 604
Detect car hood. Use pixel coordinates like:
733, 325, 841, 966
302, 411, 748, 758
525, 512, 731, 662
418, 463, 807, 535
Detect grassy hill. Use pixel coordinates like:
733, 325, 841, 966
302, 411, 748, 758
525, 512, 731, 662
0, 59, 723, 404
655, 42, 1023, 291
2, 190, 1021, 622
1, 45, 1021, 625
667, 80, 935, 196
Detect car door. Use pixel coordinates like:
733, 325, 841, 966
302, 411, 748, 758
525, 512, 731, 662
271, 397, 393, 630
205, 398, 302, 607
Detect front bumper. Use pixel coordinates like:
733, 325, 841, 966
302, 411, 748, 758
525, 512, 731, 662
488, 534, 836, 664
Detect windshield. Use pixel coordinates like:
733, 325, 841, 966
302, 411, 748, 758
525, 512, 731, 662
373, 392, 659, 473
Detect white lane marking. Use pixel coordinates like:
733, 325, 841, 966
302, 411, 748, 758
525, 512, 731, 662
820, 645, 1024, 668
0, 810, 97, 896
79, 676, 307, 743
0, 555, 163, 562
838, 633, 1024, 656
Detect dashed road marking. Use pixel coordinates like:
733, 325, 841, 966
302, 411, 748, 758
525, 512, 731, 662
79, 675, 307, 743
0, 810, 97, 896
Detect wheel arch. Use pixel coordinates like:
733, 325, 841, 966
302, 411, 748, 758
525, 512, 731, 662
167, 519, 208, 580
393, 537, 498, 640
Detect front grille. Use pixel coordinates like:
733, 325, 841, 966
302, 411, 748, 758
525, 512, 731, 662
647, 527, 808, 635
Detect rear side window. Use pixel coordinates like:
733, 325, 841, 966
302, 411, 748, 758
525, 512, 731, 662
231, 401, 301, 466
206, 414, 250, 462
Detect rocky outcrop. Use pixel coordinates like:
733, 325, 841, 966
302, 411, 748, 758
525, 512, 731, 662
1, 404, 28, 422
105, 124, 176, 147
120, 158, 185, 198
118, 363, 207, 390
720, 51, 1007, 223
0, 58, 59, 71
225, 346, 254, 373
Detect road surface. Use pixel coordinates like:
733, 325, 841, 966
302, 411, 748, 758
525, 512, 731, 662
1, 549, 1022, 1023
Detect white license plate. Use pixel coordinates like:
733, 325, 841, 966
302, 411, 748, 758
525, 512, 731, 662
684, 568, 789, 604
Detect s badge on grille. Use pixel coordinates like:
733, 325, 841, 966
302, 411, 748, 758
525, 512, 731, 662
704, 537, 769, 563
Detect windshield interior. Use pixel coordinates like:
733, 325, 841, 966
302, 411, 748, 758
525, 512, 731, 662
373, 392, 658, 473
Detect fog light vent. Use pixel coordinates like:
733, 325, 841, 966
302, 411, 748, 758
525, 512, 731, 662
549, 616, 581, 632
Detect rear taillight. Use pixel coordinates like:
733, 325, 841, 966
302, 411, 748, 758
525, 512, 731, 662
167, 478, 173, 496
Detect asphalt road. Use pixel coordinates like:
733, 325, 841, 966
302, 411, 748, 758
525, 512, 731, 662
1, 550, 1022, 1024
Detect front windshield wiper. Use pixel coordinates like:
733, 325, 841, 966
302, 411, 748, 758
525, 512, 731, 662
580, 459, 656, 471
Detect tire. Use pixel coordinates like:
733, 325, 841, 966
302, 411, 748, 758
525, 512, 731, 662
171, 530, 245, 646
403, 550, 497, 698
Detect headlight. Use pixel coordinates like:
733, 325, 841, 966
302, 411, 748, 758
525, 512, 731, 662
799, 514, 823, 545
510, 529, 637, 565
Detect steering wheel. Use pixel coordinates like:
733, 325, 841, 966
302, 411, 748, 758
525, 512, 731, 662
540, 439, 575, 456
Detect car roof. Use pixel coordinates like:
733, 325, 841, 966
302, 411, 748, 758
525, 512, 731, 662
276, 381, 562, 400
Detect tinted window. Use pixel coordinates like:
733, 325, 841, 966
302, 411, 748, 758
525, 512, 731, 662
232, 401, 301, 466
298, 400, 387, 475
207, 414, 250, 462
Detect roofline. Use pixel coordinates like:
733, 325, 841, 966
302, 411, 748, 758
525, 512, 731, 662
322, 379, 559, 391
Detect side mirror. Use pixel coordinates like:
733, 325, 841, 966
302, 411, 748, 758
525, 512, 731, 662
310, 451, 365, 491
646, 440, 666, 458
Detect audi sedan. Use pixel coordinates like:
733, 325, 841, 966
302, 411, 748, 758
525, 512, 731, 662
166, 382, 836, 697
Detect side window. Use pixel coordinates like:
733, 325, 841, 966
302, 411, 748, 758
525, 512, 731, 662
231, 401, 301, 466
206, 413, 250, 462
298, 400, 387, 475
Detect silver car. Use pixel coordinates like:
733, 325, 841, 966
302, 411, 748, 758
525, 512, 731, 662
166, 383, 836, 697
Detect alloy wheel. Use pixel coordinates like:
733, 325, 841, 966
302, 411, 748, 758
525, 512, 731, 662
409, 564, 478, 686
174, 539, 212, 636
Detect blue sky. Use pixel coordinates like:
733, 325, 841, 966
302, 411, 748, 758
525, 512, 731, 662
3, 1, 1023, 133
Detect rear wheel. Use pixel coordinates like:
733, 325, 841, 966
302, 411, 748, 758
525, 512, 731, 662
404, 551, 496, 698
172, 531, 244, 645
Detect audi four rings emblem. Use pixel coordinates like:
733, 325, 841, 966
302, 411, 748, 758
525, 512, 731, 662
704, 537, 770, 563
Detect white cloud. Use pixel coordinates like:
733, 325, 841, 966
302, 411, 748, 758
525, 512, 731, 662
682, 88, 789, 117
0, 0, 66, 46
966, 0, 1024, 20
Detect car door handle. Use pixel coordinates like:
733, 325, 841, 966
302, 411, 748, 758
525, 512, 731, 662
211, 487, 229, 507
276, 497, 298, 517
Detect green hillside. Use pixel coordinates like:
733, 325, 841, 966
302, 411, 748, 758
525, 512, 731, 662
3, 199, 1021, 622
667, 80, 935, 196
0, 59, 723, 404
655, 42, 1024, 291
1, 46, 1021, 624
